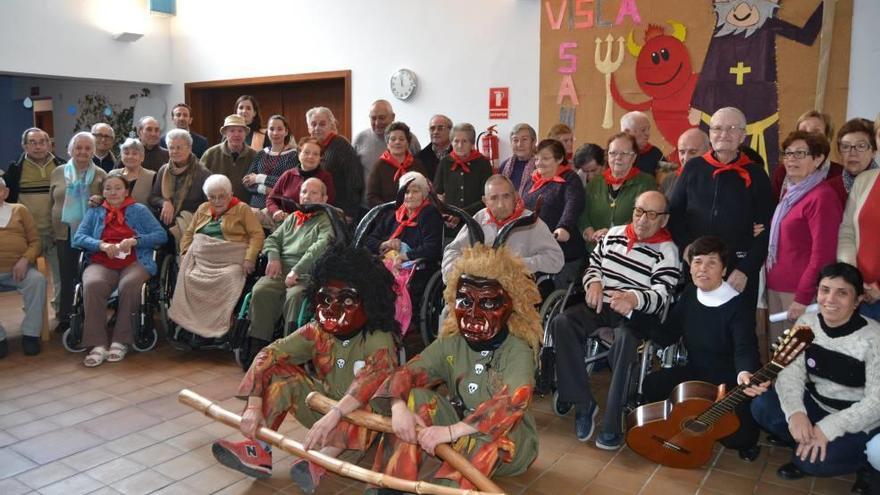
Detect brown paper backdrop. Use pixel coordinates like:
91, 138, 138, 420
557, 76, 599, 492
539, 0, 852, 161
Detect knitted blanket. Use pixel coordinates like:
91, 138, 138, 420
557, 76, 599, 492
168, 234, 247, 338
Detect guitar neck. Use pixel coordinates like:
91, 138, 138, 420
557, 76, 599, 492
695, 362, 783, 425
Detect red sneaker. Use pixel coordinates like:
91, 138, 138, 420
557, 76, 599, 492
289, 458, 327, 493
212, 439, 272, 479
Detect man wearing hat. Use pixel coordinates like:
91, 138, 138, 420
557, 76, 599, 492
201, 115, 257, 203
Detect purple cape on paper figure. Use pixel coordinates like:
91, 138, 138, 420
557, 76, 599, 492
690, 0, 823, 169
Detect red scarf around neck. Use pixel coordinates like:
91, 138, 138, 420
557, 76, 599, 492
703, 151, 753, 187
380, 150, 415, 181
293, 210, 314, 227
603, 166, 641, 186
639, 142, 654, 155
486, 199, 525, 228
623, 223, 672, 252
102, 197, 136, 226
528, 165, 572, 193
320, 132, 337, 148
390, 199, 429, 239
450, 149, 483, 173
211, 196, 241, 220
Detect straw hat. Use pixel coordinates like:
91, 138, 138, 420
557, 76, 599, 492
219, 114, 249, 134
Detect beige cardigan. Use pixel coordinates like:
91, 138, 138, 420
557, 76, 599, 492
838, 168, 880, 266
109, 167, 156, 206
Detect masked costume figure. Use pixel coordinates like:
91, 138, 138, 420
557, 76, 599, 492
370, 244, 542, 490
211, 246, 399, 492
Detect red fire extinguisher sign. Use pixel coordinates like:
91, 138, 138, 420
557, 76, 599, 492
489, 87, 509, 119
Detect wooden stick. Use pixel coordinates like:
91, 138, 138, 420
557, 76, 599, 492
177, 389, 504, 495
306, 392, 504, 495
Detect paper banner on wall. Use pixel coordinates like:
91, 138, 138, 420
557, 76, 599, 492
539, 0, 843, 173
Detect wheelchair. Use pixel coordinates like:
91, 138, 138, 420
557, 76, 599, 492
63, 249, 162, 354
354, 197, 490, 350
536, 279, 688, 417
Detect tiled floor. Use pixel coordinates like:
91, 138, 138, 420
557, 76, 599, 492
0, 290, 859, 494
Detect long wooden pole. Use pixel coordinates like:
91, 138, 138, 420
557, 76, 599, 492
177, 389, 504, 495
815, 0, 837, 111
306, 392, 504, 495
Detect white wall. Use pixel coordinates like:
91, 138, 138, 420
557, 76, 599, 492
165, 0, 540, 154
0, 0, 172, 84
847, 0, 880, 120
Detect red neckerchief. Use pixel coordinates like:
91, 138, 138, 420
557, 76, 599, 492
450, 149, 483, 173
293, 211, 314, 227
703, 151, 753, 188
566, 152, 573, 162
624, 223, 673, 252
603, 166, 640, 186
486, 199, 525, 228
380, 150, 415, 181
639, 142, 654, 155
320, 132, 337, 148
390, 199, 429, 239
528, 165, 572, 193
102, 197, 136, 226
211, 196, 241, 220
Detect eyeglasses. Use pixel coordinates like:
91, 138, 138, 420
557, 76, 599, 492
26, 139, 49, 146
709, 125, 744, 134
608, 151, 635, 158
838, 142, 871, 154
92, 134, 114, 140
633, 207, 669, 220
429, 125, 449, 132
781, 150, 812, 160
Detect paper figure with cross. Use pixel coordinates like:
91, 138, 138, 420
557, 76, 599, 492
690, 0, 824, 169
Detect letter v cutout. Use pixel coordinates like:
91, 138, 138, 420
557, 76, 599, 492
545, 0, 568, 30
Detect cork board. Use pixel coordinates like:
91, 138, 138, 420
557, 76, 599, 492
539, 0, 852, 167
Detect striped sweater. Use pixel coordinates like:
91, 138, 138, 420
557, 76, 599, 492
776, 312, 880, 442
582, 224, 681, 318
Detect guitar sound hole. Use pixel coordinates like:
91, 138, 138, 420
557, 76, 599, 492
684, 419, 708, 434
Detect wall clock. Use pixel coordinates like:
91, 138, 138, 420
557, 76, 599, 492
390, 68, 417, 101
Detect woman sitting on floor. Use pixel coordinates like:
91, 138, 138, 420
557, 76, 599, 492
751, 262, 880, 492
72, 175, 166, 367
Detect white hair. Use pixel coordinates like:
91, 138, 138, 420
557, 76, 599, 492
620, 111, 650, 132
90, 122, 114, 136
398, 171, 428, 193
202, 174, 233, 196
301, 177, 327, 196
711, 107, 748, 128
67, 131, 96, 155
306, 107, 337, 127
165, 128, 193, 146
119, 138, 145, 155
714, 0, 779, 38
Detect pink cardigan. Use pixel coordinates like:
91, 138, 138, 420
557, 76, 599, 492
767, 182, 843, 304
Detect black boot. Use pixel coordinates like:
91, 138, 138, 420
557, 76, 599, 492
776, 462, 805, 480
738, 445, 761, 462
851, 467, 877, 494
22, 336, 41, 356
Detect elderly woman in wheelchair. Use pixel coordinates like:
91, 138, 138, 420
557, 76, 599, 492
165, 174, 264, 349
362, 171, 443, 334
71, 175, 167, 367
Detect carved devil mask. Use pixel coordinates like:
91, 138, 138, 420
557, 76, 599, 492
454, 274, 513, 344
315, 280, 367, 337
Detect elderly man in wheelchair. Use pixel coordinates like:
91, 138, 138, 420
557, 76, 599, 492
548, 191, 681, 449
243, 177, 338, 362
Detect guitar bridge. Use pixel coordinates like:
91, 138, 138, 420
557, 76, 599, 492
651, 435, 691, 454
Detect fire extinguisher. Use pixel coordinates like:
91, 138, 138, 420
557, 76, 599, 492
478, 124, 500, 171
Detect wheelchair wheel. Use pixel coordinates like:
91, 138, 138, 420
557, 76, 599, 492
539, 288, 568, 330
419, 270, 445, 347
132, 326, 159, 352
62, 327, 86, 353
158, 254, 177, 335
552, 390, 573, 416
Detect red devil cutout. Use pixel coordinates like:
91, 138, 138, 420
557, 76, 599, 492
610, 22, 698, 160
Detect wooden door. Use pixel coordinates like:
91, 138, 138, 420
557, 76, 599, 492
185, 71, 351, 147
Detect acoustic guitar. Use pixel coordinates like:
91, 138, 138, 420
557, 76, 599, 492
625, 325, 814, 468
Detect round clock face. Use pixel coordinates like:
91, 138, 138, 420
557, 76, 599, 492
390, 69, 417, 101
